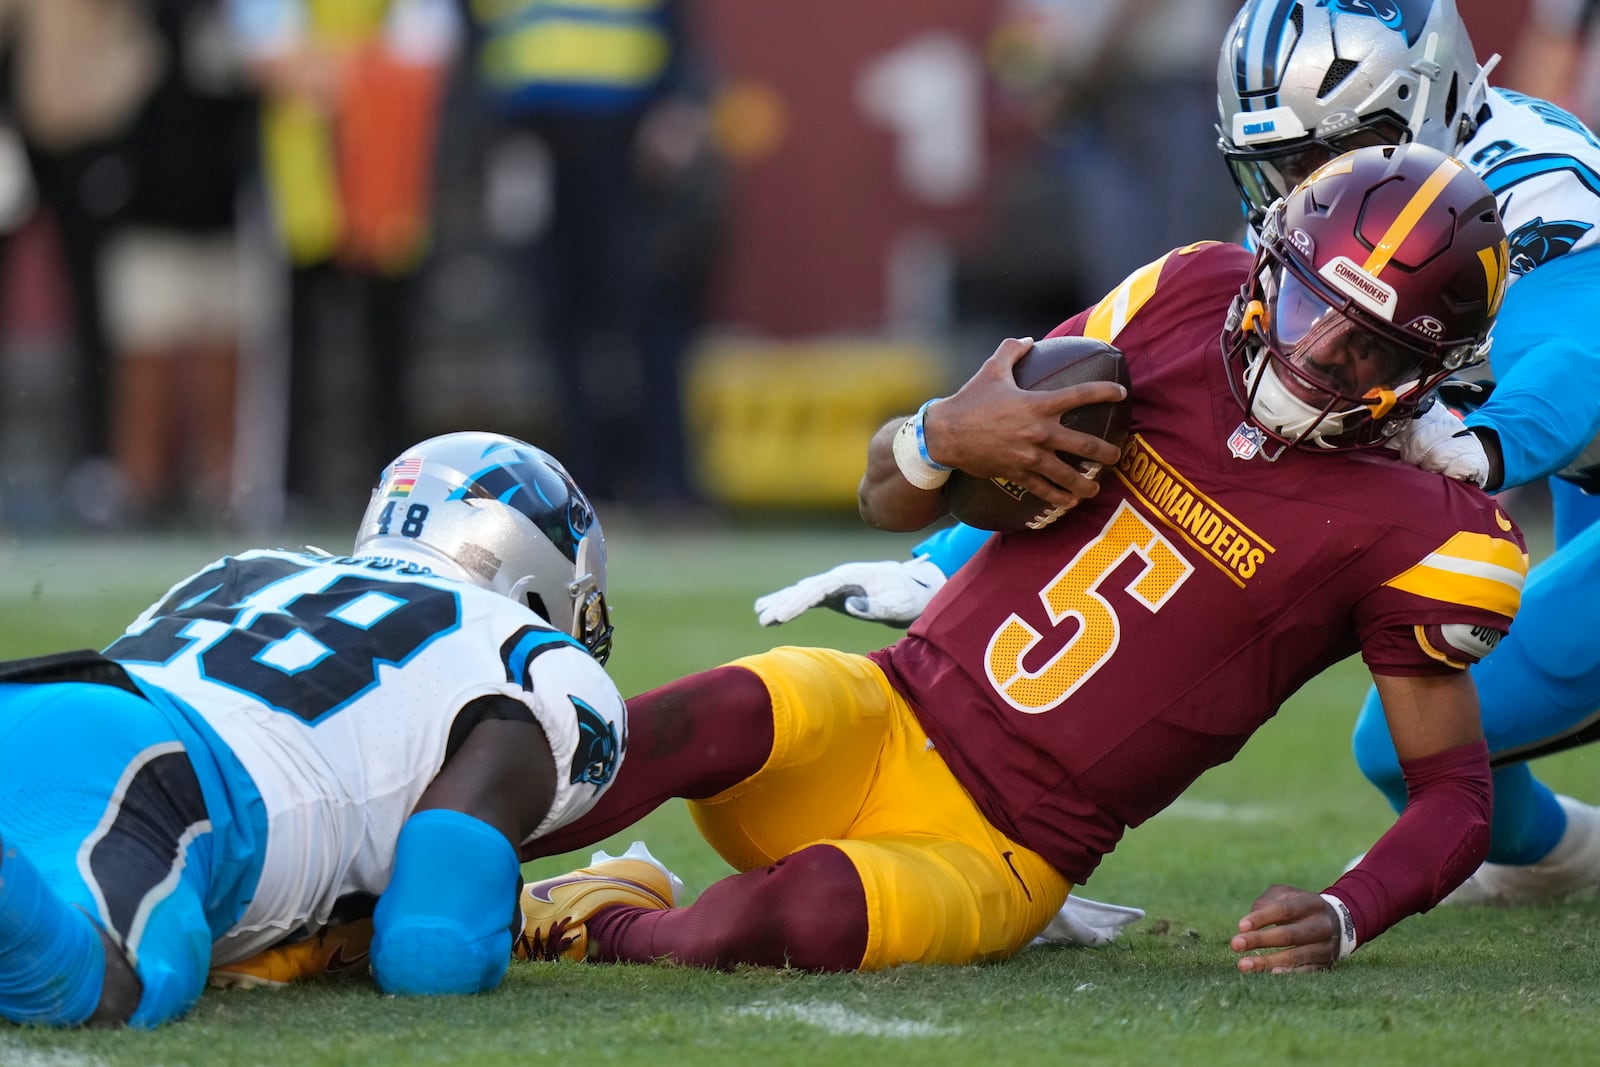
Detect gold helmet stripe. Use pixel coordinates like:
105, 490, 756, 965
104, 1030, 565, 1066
1362, 157, 1466, 278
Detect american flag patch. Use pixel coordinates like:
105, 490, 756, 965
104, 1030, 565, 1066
387, 456, 424, 497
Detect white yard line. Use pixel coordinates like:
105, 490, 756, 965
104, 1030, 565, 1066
734, 1000, 962, 1038
1159, 798, 1285, 823
0, 1037, 110, 1067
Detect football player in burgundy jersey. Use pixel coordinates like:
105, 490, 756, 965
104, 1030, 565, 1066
516, 143, 1524, 975
761, 0, 1600, 915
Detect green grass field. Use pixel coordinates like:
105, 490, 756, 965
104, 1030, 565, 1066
1, 519, 1597, 1066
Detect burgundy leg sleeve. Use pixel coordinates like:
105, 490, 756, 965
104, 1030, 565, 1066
528, 665, 776, 858
586, 844, 869, 971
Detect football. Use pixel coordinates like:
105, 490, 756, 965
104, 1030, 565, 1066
943, 336, 1132, 532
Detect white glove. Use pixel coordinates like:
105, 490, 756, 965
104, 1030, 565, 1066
1030, 894, 1146, 948
753, 556, 948, 628
1386, 401, 1490, 487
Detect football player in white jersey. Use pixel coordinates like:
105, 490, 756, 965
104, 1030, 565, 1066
1212, 0, 1600, 904
755, 0, 1600, 914
0, 431, 630, 1027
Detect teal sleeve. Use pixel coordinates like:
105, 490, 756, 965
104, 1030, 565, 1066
913, 523, 995, 577
371, 809, 520, 997
1465, 248, 1600, 489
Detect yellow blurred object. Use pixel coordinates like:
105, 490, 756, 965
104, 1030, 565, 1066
262, 97, 342, 267
256, 2, 449, 273
686, 338, 949, 509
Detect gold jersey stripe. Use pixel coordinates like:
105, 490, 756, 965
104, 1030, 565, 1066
1084, 252, 1175, 343
1384, 531, 1528, 619
1362, 157, 1463, 277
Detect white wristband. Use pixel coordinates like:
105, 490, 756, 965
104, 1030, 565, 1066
892, 401, 952, 490
1320, 893, 1358, 960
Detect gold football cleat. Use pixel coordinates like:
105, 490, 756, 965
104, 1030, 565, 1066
514, 842, 681, 962
208, 918, 374, 989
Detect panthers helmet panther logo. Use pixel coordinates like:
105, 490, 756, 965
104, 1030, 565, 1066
568, 696, 620, 790
1506, 217, 1591, 275
1319, 0, 1432, 45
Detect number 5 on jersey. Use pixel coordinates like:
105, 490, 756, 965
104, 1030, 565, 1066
986, 501, 1194, 713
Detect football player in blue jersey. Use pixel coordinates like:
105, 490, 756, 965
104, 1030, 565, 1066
0, 432, 639, 1027
757, 0, 1600, 908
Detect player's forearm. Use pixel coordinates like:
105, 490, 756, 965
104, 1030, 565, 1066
859, 419, 950, 532
1467, 339, 1600, 489
1468, 248, 1600, 489
1322, 738, 1491, 948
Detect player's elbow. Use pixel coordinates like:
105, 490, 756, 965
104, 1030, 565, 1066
370, 809, 522, 996
371, 918, 511, 996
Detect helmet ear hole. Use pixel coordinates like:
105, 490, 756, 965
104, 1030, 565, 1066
526, 592, 551, 624
1444, 75, 1459, 124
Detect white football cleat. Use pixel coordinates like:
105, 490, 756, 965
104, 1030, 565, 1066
1443, 795, 1600, 906
1031, 894, 1145, 947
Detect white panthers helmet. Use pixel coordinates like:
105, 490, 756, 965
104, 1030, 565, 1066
1216, 0, 1489, 225
354, 432, 613, 663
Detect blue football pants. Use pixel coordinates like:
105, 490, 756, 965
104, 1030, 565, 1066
0, 682, 220, 1026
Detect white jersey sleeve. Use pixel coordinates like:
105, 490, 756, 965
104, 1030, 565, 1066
1464, 88, 1600, 278
1457, 88, 1600, 487
107, 549, 625, 962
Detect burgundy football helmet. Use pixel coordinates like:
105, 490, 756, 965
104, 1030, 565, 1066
1225, 141, 1507, 451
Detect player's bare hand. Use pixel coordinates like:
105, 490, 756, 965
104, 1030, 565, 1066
1230, 884, 1340, 974
923, 338, 1126, 510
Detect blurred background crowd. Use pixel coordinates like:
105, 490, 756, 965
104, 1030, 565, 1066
0, 0, 1562, 533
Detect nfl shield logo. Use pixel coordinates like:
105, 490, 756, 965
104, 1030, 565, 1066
1228, 422, 1266, 460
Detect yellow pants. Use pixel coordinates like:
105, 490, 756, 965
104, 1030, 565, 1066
689, 646, 1070, 969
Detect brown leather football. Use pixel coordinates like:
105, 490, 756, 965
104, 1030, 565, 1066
943, 336, 1132, 532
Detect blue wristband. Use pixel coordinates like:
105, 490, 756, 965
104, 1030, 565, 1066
913, 399, 952, 472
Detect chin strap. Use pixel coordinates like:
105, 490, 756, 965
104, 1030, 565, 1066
1457, 53, 1501, 146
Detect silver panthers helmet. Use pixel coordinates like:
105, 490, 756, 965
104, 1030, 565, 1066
353, 432, 613, 664
1217, 0, 1488, 225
